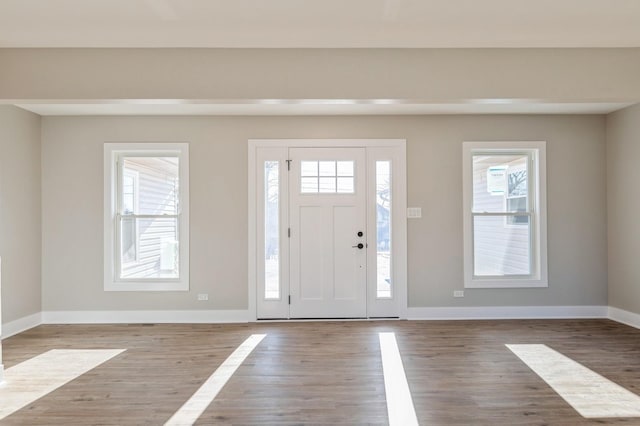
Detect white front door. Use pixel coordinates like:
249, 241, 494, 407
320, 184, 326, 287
289, 148, 367, 318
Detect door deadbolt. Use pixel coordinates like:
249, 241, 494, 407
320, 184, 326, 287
352, 243, 364, 249
357, 231, 364, 237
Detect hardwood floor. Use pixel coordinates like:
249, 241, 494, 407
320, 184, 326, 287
2, 319, 640, 425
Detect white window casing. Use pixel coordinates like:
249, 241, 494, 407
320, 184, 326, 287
462, 141, 548, 288
104, 143, 189, 291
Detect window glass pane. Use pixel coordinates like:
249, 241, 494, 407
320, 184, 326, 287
120, 217, 179, 279
264, 161, 280, 299
301, 161, 318, 176
473, 215, 530, 276
122, 173, 136, 214
122, 156, 179, 215
319, 177, 336, 193
337, 161, 354, 177
376, 161, 392, 298
319, 161, 336, 177
472, 154, 528, 213
507, 196, 527, 212
507, 168, 528, 198
336, 177, 354, 193
121, 216, 137, 263
507, 198, 528, 225
301, 177, 318, 193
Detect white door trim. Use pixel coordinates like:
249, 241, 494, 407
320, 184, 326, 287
248, 139, 407, 321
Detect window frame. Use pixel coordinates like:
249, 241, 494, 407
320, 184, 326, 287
462, 141, 547, 289
104, 143, 189, 292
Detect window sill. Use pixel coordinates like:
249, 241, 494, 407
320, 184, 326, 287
465, 279, 548, 289
105, 281, 189, 292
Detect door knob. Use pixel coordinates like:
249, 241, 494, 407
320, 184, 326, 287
352, 243, 364, 249
357, 231, 364, 237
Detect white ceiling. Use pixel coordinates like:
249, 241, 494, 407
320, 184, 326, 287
1, 0, 639, 48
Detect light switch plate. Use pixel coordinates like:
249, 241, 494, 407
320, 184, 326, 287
407, 207, 422, 218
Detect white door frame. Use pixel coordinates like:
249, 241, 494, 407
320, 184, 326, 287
248, 139, 407, 321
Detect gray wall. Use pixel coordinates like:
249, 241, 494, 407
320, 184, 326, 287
606, 103, 640, 315
41, 114, 607, 312
0, 106, 42, 324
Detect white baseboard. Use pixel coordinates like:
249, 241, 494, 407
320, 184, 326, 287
42, 310, 250, 324
407, 305, 608, 320
1, 312, 43, 339
608, 306, 640, 330
2, 306, 620, 333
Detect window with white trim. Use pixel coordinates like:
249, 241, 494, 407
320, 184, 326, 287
104, 143, 189, 291
462, 142, 547, 288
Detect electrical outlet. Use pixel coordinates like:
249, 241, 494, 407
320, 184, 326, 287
197, 293, 209, 301
453, 290, 464, 298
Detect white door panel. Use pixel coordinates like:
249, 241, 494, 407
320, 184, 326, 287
333, 206, 359, 300
299, 205, 324, 300
289, 147, 366, 318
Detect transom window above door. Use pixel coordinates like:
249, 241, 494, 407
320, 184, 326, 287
300, 160, 355, 193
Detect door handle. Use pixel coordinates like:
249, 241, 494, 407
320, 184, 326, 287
352, 243, 364, 249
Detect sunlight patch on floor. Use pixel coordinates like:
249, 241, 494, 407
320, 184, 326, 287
379, 332, 418, 426
0, 349, 125, 420
164, 334, 266, 426
507, 344, 640, 418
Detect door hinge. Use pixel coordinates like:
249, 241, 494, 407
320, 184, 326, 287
288, 227, 291, 238
286, 159, 291, 171
288, 295, 291, 304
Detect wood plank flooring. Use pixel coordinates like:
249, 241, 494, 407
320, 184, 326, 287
1, 319, 639, 425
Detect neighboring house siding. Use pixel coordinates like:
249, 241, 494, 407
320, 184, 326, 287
472, 158, 529, 276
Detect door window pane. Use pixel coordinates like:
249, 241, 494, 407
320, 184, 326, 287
376, 161, 392, 298
301, 177, 318, 193
319, 161, 336, 176
319, 177, 337, 193
300, 161, 318, 176
299, 160, 355, 194
337, 177, 354, 193
264, 161, 280, 299
337, 161, 354, 176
